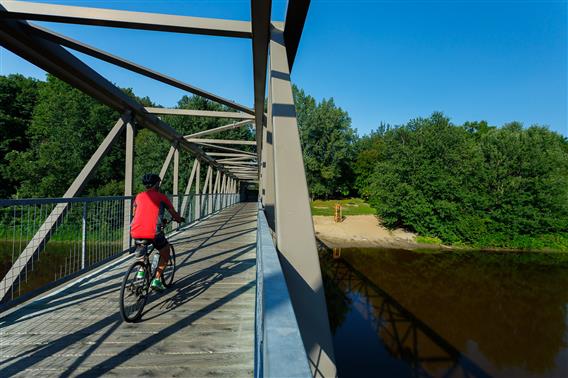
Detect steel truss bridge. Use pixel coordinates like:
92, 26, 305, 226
0, 1, 336, 376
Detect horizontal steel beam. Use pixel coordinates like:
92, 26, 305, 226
207, 152, 256, 158
0, 1, 252, 38
187, 138, 256, 146
185, 120, 253, 139
30, 25, 253, 114
146, 107, 254, 119
217, 157, 258, 163
219, 161, 258, 166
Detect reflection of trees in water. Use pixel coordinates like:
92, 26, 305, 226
330, 247, 568, 375
320, 248, 489, 378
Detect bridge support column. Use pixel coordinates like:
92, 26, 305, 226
268, 26, 336, 377
122, 120, 135, 251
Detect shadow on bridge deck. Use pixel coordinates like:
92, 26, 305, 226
0, 202, 257, 377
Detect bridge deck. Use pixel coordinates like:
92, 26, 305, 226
0, 202, 257, 377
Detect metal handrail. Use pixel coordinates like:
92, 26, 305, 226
255, 207, 311, 378
0, 193, 240, 309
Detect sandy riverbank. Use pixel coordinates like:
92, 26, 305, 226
313, 215, 430, 249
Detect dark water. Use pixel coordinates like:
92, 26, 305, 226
319, 247, 568, 378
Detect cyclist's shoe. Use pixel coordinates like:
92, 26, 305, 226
136, 268, 145, 280
150, 278, 165, 291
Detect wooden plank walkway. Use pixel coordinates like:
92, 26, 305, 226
0, 202, 257, 377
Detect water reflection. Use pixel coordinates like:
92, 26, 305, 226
320, 247, 568, 378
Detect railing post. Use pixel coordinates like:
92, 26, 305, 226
81, 201, 87, 269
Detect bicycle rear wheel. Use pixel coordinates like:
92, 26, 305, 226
119, 261, 149, 322
161, 245, 176, 288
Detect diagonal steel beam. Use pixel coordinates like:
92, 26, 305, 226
28, 24, 254, 115
185, 120, 253, 139
197, 142, 256, 156
159, 146, 176, 180
283, 0, 311, 71
0, 16, 236, 179
146, 107, 254, 119
251, 0, 272, 158
0, 1, 252, 38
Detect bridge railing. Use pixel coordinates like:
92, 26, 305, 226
255, 207, 311, 378
0, 193, 239, 309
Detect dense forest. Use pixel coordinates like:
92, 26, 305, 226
1, 74, 567, 250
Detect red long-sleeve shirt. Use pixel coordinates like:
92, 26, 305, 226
130, 188, 175, 239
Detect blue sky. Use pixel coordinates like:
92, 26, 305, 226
1, 0, 566, 136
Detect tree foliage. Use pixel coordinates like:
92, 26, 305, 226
293, 85, 356, 198
6, 75, 121, 197
0, 74, 41, 198
2, 73, 566, 249
359, 113, 568, 245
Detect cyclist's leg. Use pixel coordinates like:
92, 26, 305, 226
153, 233, 170, 279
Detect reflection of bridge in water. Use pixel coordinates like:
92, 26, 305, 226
323, 249, 490, 378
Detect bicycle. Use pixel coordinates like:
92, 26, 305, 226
119, 219, 176, 322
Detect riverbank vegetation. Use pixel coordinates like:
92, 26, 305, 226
310, 198, 375, 216
1, 73, 567, 251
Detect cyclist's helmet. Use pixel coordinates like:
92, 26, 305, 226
142, 173, 161, 189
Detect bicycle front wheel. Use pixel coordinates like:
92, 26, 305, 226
161, 244, 176, 288
119, 261, 149, 322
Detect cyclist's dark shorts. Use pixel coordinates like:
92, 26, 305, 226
134, 233, 168, 257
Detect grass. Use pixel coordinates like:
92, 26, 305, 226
416, 235, 443, 245
310, 198, 376, 216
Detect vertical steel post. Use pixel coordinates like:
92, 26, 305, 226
206, 166, 213, 214
172, 146, 180, 227
194, 160, 201, 220
81, 201, 87, 269
261, 65, 276, 228
123, 120, 135, 251
214, 171, 221, 211
269, 26, 336, 376
221, 174, 227, 208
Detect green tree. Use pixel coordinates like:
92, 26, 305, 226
363, 113, 568, 247
6, 74, 120, 197
0, 74, 41, 198
293, 85, 356, 198
353, 126, 387, 199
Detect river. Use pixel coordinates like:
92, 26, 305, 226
319, 247, 568, 378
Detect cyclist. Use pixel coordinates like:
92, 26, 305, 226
130, 173, 185, 291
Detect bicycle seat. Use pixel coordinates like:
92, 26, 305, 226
134, 239, 151, 246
